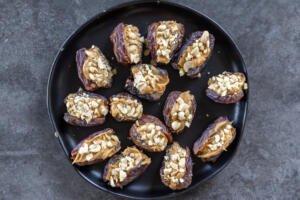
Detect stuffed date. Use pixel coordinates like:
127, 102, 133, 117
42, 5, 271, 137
109, 93, 143, 121
147, 20, 184, 64
129, 115, 172, 152
64, 91, 109, 126
76, 45, 114, 91
103, 146, 151, 188
206, 71, 247, 104
125, 64, 170, 101
71, 128, 121, 166
193, 117, 236, 162
160, 142, 193, 190
163, 91, 196, 134
173, 31, 215, 78
110, 23, 144, 65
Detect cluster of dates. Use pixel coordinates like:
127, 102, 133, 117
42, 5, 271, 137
63, 20, 248, 190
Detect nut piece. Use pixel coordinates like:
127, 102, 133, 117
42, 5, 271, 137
71, 128, 121, 166
172, 31, 215, 78
110, 93, 143, 121
63, 90, 109, 126
147, 20, 184, 64
160, 142, 193, 190
110, 23, 144, 65
76, 45, 114, 91
129, 115, 172, 152
163, 91, 197, 134
125, 64, 170, 101
193, 117, 236, 162
103, 146, 151, 188
206, 71, 247, 104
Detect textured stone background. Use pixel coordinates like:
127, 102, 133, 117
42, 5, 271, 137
0, 0, 299, 199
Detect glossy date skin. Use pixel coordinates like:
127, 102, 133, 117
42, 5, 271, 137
172, 31, 215, 78
129, 114, 172, 152
63, 91, 108, 127
71, 128, 121, 166
147, 21, 184, 64
193, 117, 236, 162
76, 46, 113, 91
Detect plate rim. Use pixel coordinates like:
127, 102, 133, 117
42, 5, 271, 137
46, 0, 249, 199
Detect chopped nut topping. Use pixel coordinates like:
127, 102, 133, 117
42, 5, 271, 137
65, 92, 108, 123
155, 21, 182, 64
134, 121, 168, 151
131, 64, 169, 95
82, 45, 113, 87
169, 91, 195, 132
110, 93, 143, 121
208, 71, 247, 96
178, 31, 211, 76
124, 25, 144, 64
161, 142, 190, 190
104, 147, 151, 187
193, 117, 236, 161
72, 129, 121, 165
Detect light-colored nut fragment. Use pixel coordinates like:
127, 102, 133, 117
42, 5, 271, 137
124, 24, 143, 64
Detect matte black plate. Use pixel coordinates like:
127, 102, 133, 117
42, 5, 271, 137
47, 1, 248, 199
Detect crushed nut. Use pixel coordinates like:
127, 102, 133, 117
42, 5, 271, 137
124, 24, 144, 64
71, 128, 121, 165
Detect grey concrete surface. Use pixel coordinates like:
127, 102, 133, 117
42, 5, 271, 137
0, 0, 299, 199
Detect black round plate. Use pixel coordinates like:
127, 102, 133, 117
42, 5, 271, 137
47, 1, 248, 199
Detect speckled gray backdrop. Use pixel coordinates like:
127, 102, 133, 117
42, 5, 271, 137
0, 0, 299, 199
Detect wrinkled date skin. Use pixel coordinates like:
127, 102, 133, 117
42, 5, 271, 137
163, 91, 197, 134
76, 46, 113, 91
71, 128, 121, 166
103, 147, 151, 188
110, 23, 143, 65
147, 21, 184, 64
193, 117, 236, 162
110, 23, 129, 65
63, 91, 108, 127
129, 114, 172, 152
109, 92, 143, 122
160, 142, 193, 190
172, 31, 215, 78
206, 72, 247, 104
124, 64, 169, 101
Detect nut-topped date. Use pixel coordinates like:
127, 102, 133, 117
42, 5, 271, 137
163, 91, 197, 134
147, 20, 184, 64
129, 115, 172, 152
109, 93, 143, 121
103, 146, 151, 188
193, 117, 236, 162
110, 23, 144, 65
206, 71, 247, 104
71, 128, 121, 166
76, 45, 114, 91
64, 91, 109, 126
173, 31, 215, 78
160, 142, 193, 190
125, 64, 170, 101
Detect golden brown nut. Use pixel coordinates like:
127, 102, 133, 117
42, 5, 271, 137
172, 31, 215, 78
125, 64, 170, 101
71, 128, 121, 166
109, 93, 143, 121
147, 20, 184, 64
76, 45, 114, 91
193, 117, 236, 162
160, 142, 193, 190
163, 91, 197, 134
103, 146, 151, 188
63, 90, 109, 126
129, 115, 172, 152
206, 71, 247, 104
110, 23, 144, 65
